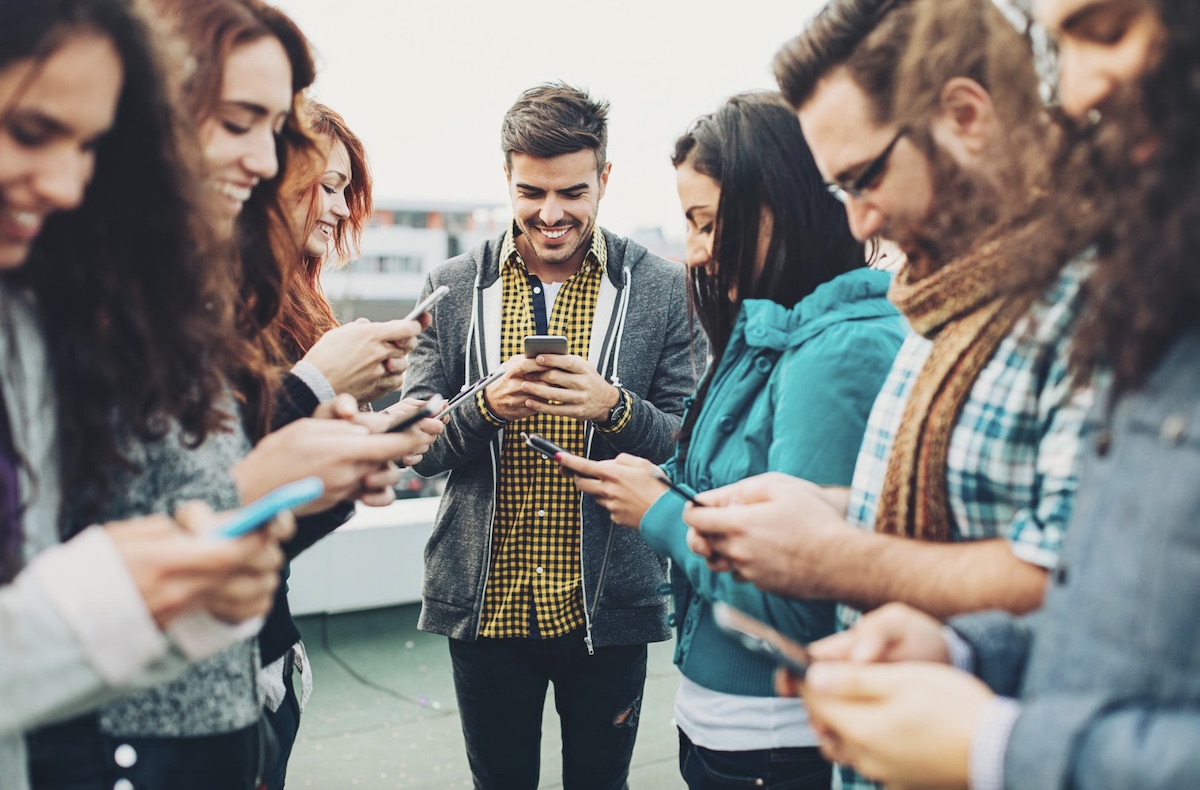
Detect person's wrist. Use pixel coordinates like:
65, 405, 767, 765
477, 388, 508, 425
594, 387, 629, 428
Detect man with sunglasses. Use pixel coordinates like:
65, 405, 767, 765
684, 2, 1092, 781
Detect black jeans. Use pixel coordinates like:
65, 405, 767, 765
263, 648, 302, 790
448, 630, 647, 790
27, 714, 263, 790
678, 728, 831, 790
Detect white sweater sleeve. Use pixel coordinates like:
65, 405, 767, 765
0, 526, 185, 736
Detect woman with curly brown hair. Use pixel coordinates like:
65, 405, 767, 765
0, 1, 297, 788
26, 2, 441, 788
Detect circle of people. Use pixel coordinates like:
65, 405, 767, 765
0, 1, 1190, 789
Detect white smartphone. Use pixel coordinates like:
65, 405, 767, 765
435, 368, 506, 419
403, 285, 450, 321
712, 602, 812, 677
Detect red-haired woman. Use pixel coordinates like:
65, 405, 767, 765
261, 101, 421, 789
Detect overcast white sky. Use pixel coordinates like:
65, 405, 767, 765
274, 0, 827, 241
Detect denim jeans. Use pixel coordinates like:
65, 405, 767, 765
262, 649, 301, 790
26, 714, 263, 790
678, 728, 832, 790
448, 630, 647, 790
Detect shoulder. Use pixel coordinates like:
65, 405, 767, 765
603, 229, 684, 283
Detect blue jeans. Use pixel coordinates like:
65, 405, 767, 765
448, 630, 647, 790
678, 728, 831, 790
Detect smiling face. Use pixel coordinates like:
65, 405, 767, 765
798, 68, 934, 252
297, 136, 351, 258
506, 148, 610, 275
0, 33, 122, 270
1036, 0, 1165, 120
197, 35, 293, 236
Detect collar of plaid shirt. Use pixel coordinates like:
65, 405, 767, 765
501, 220, 608, 278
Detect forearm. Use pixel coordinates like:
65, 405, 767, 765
285, 501, 356, 560
803, 533, 1048, 618
0, 529, 185, 735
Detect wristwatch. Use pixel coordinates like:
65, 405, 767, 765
595, 389, 629, 429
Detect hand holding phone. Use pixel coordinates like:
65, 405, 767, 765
403, 285, 450, 322
211, 477, 325, 540
387, 395, 445, 433
712, 602, 812, 677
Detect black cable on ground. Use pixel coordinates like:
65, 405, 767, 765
318, 612, 431, 708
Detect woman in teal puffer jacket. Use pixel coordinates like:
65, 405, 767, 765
559, 92, 906, 790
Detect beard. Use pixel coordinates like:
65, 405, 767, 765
886, 144, 1010, 278
516, 216, 593, 267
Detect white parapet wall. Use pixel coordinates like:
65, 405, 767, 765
287, 497, 439, 616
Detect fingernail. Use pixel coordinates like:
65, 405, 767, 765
553, 453, 561, 461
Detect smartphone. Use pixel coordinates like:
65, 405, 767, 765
435, 368, 506, 419
524, 335, 568, 358
211, 476, 325, 540
711, 602, 812, 677
521, 431, 566, 460
403, 285, 450, 322
387, 394, 446, 433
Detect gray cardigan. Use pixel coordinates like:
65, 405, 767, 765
952, 327, 1200, 789
402, 228, 704, 650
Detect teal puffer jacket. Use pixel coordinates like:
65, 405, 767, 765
640, 267, 906, 696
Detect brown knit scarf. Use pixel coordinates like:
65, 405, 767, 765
876, 222, 1049, 541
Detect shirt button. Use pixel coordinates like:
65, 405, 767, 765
114, 781, 135, 790
666, 613, 677, 627
717, 415, 736, 434
1161, 414, 1188, 444
114, 744, 137, 768
535, 566, 544, 575
533, 286, 542, 294
537, 509, 547, 518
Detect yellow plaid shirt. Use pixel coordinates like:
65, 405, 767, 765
475, 225, 614, 639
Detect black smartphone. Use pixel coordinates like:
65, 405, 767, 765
387, 395, 445, 433
524, 335, 568, 358
435, 368, 506, 419
521, 431, 566, 460
712, 602, 812, 677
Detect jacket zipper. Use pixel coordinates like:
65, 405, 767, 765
579, 265, 631, 655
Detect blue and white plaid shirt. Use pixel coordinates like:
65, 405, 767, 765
835, 257, 1092, 790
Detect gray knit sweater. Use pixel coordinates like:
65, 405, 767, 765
86, 417, 260, 737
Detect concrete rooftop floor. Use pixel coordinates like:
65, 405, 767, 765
288, 604, 687, 789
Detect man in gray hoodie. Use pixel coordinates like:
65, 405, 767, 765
402, 82, 702, 789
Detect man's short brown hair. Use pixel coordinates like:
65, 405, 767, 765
501, 82, 609, 172
773, 0, 917, 123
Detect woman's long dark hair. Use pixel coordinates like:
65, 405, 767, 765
1060, 2, 1200, 394
670, 92, 865, 459
0, 0, 244, 526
